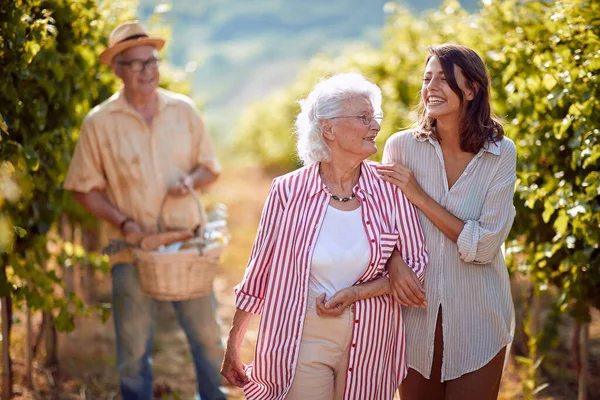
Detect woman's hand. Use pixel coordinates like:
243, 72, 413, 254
315, 288, 358, 317
221, 345, 248, 388
388, 251, 427, 308
168, 175, 193, 197
377, 163, 428, 208
221, 308, 253, 388
121, 219, 142, 234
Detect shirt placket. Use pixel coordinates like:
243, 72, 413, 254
429, 141, 486, 379
430, 141, 448, 300
293, 191, 331, 384
344, 189, 377, 393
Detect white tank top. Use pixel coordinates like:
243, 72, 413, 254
309, 205, 371, 298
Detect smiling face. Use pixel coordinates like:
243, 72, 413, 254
112, 45, 160, 96
324, 95, 380, 161
421, 55, 474, 122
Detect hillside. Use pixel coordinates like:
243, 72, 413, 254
138, 0, 480, 132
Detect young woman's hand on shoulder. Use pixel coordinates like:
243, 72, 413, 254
377, 163, 428, 209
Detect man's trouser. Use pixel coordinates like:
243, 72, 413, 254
112, 263, 226, 400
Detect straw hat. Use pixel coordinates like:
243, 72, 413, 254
99, 21, 165, 65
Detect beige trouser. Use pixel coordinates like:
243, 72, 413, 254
286, 290, 354, 400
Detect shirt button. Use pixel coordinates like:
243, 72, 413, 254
355, 319, 359, 324
366, 221, 371, 224
352, 343, 356, 348
370, 239, 375, 243
348, 367, 353, 372
370, 262, 374, 267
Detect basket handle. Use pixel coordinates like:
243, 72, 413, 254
156, 181, 206, 244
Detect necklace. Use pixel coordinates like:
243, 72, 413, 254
330, 192, 356, 202
322, 184, 356, 202
319, 163, 358, 202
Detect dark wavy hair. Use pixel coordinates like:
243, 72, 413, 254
415, 44, 504, 153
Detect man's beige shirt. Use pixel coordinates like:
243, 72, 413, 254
64, 88, 221, 265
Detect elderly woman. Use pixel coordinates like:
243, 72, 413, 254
221, 73, 428, 400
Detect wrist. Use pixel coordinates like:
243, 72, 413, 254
183, 175, 195, 189
415, 192, 430, 210
119, 216, 133, 232
351, 286, 361, 302
226, 330, 243, 347
226, 339, 242, 353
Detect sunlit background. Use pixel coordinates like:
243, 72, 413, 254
0, 0, 598, 399
139, 0, 479, 130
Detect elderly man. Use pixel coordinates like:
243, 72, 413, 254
64, 21, 226, 400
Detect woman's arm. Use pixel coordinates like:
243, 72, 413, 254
386, 248, 427, 307
221, 308, 252, 387
221, 179, 285, 386
316, 256, 427, 317
315, 277, 390, 317
379, 140, 517, 264
377, 163, 464, 242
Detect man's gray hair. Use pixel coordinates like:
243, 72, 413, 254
294, 72, 382, 165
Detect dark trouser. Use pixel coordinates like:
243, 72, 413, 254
400, 309, 506, 400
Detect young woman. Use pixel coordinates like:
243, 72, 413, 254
378, 44, 516, 400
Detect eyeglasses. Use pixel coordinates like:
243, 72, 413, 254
117, 57, 160, 73
329, 113, 383, 125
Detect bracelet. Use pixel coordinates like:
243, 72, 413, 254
119, 217, 133, 232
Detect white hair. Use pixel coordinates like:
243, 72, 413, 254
294, 72, 382, 165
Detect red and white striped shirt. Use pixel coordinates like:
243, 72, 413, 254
235, 161, 428, 400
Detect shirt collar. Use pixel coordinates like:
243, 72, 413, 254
105, 87, 171, 114
415, 132, 433, 143
416, 131, 501, 156
307, 160, 377, 199
481, 140, 501, 155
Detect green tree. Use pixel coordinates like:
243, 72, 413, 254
485, 0, 600, 316
0, 0, 136, 396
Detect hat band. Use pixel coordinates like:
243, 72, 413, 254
117, 33, 149, 44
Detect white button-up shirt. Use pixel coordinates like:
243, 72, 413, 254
383, 130, 516, 381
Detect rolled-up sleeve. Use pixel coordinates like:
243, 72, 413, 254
457, 143, 517, 264
234, 178, 283, 314
396, 190, 429, 283
64, 118, 106, 193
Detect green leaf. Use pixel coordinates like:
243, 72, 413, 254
514, 355, 533, 366
568, 103, 582, 116
55, 309, 76, 332
542, 199, 556, 223
98, 303, 112, 323
0, 112, 8, 134
553, 209, 569, 235
542, 73, 556, 91
14, 226, 27, 238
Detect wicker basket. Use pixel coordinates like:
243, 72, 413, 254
133, 186, 226, 301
